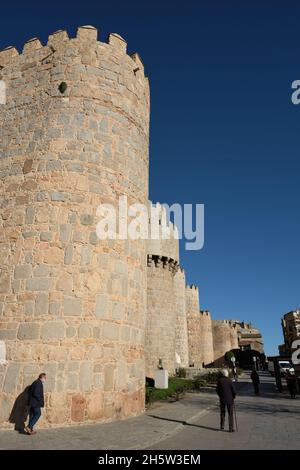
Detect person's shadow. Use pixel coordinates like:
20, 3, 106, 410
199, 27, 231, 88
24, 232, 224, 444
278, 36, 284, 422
9, 386, 30, 434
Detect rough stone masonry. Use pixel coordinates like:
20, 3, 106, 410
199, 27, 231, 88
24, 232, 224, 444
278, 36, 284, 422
0, 26, 149, 427
0, 25, 263, 428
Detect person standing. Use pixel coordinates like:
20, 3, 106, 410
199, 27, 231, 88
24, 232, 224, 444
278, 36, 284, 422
216, 369, 236, 432
250, 368, 260, 395
25, 373, 46, 435
285, 369, 297, 399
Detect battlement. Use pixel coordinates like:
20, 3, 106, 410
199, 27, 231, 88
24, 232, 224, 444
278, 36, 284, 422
200, 310, 211, 318
0, 25, 147, 80
147, 254, 179, 273
147, 201, 180, 263
186, 284, 198, 291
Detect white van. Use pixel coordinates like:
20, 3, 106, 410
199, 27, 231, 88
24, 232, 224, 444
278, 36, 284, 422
268, 360, 292, 376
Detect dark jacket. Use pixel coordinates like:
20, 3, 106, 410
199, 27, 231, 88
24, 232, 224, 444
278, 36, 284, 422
216, 376, 236, 404
251, 370, 260, 384
28, 379, 44, 408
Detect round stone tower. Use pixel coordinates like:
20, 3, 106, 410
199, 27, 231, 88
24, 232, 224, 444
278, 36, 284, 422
199, 310, 214, 366
229, 321, 239, 350
212, 320, 232, 365
146, 203, 181, 377
0, 26, 149, 427
174, 267, 189, 369
186, 284, 202, 368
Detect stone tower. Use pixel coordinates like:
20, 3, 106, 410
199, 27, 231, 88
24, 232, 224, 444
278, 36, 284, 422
212, 320, 232, 365
229, 321, 239, 350
186, 284, 202, 367
174, 267, 189, 369
199, 310, 214, 366
146, 203, 185, 377
0, 26, 149, 427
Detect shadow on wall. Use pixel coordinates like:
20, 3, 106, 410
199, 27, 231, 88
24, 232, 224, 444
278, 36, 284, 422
8, 386, 30, 433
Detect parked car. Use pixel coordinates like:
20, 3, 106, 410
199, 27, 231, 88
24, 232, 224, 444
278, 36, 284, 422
268, 360, 293, 376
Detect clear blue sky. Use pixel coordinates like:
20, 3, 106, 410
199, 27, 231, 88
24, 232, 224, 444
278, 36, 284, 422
1, 1, 300, 355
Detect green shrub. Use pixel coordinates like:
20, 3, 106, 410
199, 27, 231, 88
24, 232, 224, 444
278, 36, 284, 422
201, 370, 222, 383
193, 376, 207, 390
145, 377, 203, 404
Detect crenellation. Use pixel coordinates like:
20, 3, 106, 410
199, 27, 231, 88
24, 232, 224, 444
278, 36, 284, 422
76, 25, 98, 42
108, 33, 127, 53
23, 38, 43, 54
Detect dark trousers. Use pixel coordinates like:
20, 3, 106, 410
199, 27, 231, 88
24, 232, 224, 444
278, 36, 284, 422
220, 402, 234, 430
28, 407, 41, 430
253, 382, 260, 395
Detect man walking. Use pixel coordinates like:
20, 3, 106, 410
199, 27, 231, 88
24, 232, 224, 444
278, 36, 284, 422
216, 369, 236, 432
25, 373, 46, 435
250, 367, 260, 395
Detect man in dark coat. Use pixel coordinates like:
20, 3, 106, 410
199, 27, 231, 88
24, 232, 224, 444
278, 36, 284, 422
250, 368, 260, 395
25, 373, 46, 435
216, 369, 236, 432
285, 369, 297, 399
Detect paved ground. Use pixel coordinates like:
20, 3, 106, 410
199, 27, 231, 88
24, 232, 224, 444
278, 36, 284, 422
0, 371, 299, 449
149, 371, 300, 450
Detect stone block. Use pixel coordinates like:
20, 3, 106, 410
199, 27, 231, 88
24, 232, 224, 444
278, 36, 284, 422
64, 245, 73, 265
60, 224, 72, 243
78, 323, 92, 338
3, 363, 20, 393
104, 364, 115, 391
71, 394, 86, 422
0, 329, 16, 340
103, 323, 119, 341
35, 293, 49, 316
49, 302, 60, 316
0, 394, 14, 422
40, 232, 53, 242
51, 191, 68, 202
87, 390, 103, 420
25, 301, 35, 316
26, 277, 52, 291
95, 294, 108, 317
112, 302, 125, 320
80, 214, 94, 225
66, 326, 76, 338
40, 321, 65, 340
81, 246, 92, 266
64, 296, 82, 316
25, 206, 35, 224
89, 231, 98, 245
121, 325, 131, 342
14, 264, 32, 279
33, 265, 50, 277
79, 362, 93, 392
17, 323, 40, 340
66, 373, 78, 390
97, 253, 108, 268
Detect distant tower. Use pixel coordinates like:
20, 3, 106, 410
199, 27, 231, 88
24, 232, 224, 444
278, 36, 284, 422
146, 203, 185, 377
199, 310, 214, 365
186, 284, 202, 367
0, 26, 149, 427
212, 320, 232, 365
